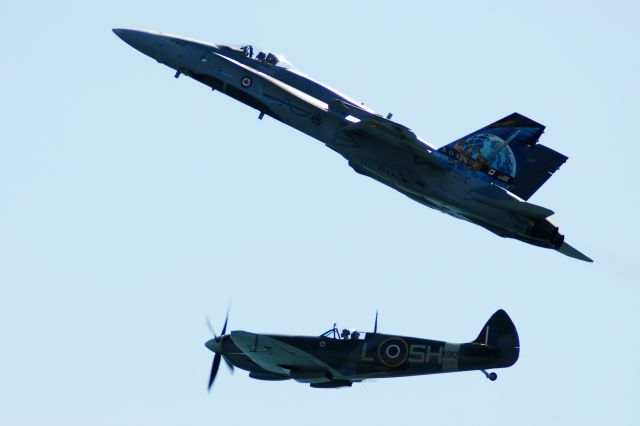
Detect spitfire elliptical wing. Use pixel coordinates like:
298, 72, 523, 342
230, 331, 341, 382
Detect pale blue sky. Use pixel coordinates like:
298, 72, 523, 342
1, 1, 638, 425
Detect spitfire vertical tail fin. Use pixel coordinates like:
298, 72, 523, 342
473, 309, 520, 367
435, 113, 567, 200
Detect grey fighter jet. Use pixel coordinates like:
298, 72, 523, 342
204, 310, 519, 389
113, 29, 592, 262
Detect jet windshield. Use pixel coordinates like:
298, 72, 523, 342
220, 44, 296, 69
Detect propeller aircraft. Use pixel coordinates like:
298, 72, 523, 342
113, 28, 591, 262
204, 310, 519, 389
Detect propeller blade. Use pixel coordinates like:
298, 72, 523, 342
223, 356, 235, 373
374, 310, 378, 334
220, 311, 229, 336
206, 316, 217, 338
208, 353, 222, 391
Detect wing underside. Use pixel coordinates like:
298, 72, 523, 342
230, 331, 343, 383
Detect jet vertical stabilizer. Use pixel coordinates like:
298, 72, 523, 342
435, 113, 567, 200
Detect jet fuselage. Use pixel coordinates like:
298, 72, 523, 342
114, 29, 590, 260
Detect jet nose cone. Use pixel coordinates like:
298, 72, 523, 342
205, 338, 222, 353
112, 28, 166, 60
112, 28, 132, 42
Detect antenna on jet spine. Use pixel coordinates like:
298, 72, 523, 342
374, 310, 378, 334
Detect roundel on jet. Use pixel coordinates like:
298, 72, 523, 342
378, 338, 409, 367
241, 76, 252, 88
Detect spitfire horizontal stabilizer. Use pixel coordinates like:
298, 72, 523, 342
557, 242, 593, 262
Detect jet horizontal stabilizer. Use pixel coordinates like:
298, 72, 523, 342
476, 197, 555, 219
556, 242, 593, 262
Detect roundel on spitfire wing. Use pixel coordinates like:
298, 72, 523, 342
378, 338, 409, 368
241, 76, 252, 88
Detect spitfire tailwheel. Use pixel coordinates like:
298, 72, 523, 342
481, 369, 497, 381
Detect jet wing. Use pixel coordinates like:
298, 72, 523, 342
339, 114, 444, 168
230, 331, 341, 381
214, 54, 441, 169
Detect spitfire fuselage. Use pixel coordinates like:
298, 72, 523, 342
217, 332, 516, 386
203, 308, 519, 387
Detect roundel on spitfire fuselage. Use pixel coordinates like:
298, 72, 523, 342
378, 338, 409, 368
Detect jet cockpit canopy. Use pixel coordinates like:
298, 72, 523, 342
219, 44, 296, 69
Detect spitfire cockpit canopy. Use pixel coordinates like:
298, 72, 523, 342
320, 325, 364, 340
218, 44, 296, 69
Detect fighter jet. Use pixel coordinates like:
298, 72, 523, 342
204, 310, 519, 389
113, 29, 592, 262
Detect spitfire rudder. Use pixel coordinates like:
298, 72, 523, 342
472, 309, 520, 367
